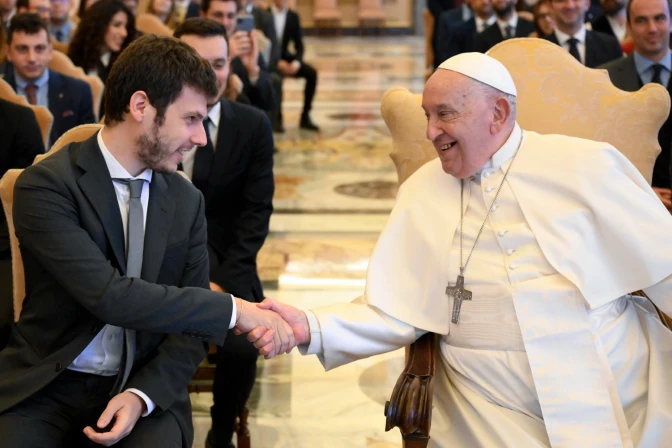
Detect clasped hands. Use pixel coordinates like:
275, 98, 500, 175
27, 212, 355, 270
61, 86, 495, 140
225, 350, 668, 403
233, 298, 310, 359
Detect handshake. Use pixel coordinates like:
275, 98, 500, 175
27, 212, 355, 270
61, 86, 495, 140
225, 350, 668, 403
232, 298, 310, 359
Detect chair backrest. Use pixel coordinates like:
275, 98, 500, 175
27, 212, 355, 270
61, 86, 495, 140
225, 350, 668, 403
359, 0, 383, 11
0, 78, 53, 149
1, 123, 103, 321
313, 0, 340, 17
423, 9, 434, 76
51, 37, 69, 55
135, 13, 174, 36
49, 50, 105, 121
381, 38, 669, 185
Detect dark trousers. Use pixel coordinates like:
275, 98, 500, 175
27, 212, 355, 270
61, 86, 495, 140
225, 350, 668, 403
272, 61, 318, 124
0, 256, 13, 349
0, 370, 182, 447
208, 331, 258, 447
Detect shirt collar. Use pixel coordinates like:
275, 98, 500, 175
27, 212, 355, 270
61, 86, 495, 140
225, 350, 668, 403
476, 15, 495, 30
633, 49, 672, 77
207, 101, 221, 127
101, 51, 111, 68
245, 2, 253, 13
51, 20, 73, 33
497, 12, 518, 30
554, 25, 586, 44
14, 66, 49, 89
480, 122, 523, 172
98, 128, 153, 182
271, 4, 287, 14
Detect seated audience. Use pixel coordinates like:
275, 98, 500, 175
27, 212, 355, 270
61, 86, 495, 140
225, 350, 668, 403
438, 0, 495, 63
544, 0, 623, 67
174, 18, 275, 448
15, 0, 50, 21
202, 0, 275, 112
592, 0, 628, 41
428, 0, 460, 68
600, 0, 672, 209
68, 0, 135, 83
270, 0, 319, 131
473, 0, 535, 53
50, 0, 76, 42
0, 98, 44, 350
530, 0, 555, 37
1, 0, 17, 31
3, 14, 95, 147
0, 33, 289, 447
139, 0, 180, 28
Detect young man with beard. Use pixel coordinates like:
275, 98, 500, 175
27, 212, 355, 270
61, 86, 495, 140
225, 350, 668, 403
174, 18, 275, 448
601, 0, 672, 210
0, 34, 292, 447
439, 0, 496, 62
592, 0, 628, 41
473, 0, 535, 52
545, 0, 623, 67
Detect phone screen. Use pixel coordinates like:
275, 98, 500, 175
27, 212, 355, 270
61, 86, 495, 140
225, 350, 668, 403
236, 15, 254, 33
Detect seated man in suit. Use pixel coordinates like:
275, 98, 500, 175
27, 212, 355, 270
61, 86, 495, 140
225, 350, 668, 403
439, 0, 495, 62
49, 0, 76, 42
3, 13, 95, 148
15, 0, 49, 22
545, 0, 623, 67
434, 2, 473, 67
592, 0, 628, 42
201, 0, 276, 113
600, 0, 672, 210
0, 34, 292, 447
175, 18, 275, 448
473, 0, 535, 53
429, 0, 459, 60
241, 0, 280, 70
0, 98, 44, 350
270, 0, 319, 131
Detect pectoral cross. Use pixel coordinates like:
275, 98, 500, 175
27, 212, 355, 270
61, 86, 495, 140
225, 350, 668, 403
446, 274, 472, 324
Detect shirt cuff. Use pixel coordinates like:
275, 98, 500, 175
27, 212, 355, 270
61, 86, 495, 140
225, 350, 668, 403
229, 295, 238, 329
298, 310, 322, 355
291, 60, 302, 71
126, 388, 156, 416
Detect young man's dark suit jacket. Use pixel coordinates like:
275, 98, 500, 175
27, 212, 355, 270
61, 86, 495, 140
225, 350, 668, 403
0, 99, 45, 349
544, 30, 623, 68
438, 17, 478, 64
230, 56, 277, 113
2, 66, 96, 145
252, 5, 280, 71
591, 14, 617, 38
0, 135, 234, 446
278, 9, 305, 65
600, 54, 672, 188
473, 17, 535, 53
197, 98, 274, 303
433, 7, 470, 66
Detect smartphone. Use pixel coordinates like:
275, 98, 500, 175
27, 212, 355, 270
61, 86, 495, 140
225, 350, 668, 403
236, 15, 255, 33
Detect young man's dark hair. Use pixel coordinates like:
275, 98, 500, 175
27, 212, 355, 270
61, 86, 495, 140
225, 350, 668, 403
103, 33, 218, 126
7, 12, 49, 43
173, 16, 229, 45
200, 0, 237, 15
626, 0, 672, 21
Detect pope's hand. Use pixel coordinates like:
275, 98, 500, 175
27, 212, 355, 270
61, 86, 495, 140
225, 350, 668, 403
234, 299, 295, 358
243, 298, 310, 359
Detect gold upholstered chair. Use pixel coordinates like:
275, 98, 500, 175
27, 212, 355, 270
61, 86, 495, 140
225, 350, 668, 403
135, 12, 174, 36
380, 38, 670, 447
0, 78, 53, 149
48, 50, 105, 122
313, 0, 341, 35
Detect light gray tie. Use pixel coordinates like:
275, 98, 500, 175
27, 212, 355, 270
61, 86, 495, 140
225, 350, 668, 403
111, 178, 146, 395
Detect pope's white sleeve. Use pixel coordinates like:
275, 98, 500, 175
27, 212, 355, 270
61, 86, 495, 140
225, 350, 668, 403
643, 272, 672, 316
297, 295, 427, 371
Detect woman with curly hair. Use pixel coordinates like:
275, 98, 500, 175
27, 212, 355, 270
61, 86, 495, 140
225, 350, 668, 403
68, 0, 136, 84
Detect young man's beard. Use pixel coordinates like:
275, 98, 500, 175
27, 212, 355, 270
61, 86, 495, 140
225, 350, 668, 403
136, 121, 174, 174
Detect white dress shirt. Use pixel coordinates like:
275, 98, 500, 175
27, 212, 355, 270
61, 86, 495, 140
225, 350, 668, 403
476, 15, 496, 33
271, 4, 287, 42
182, 102, 221, 180
606, 15, 627, 42
554, 26, 587, 65
69, 129, 238, 416
497, 13, 518, 39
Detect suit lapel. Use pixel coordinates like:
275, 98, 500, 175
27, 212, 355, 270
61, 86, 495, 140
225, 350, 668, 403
620, 55, 642, 91
206, 99, 237, 203
141, 173, 174, 283
76, 135, 127, 274
47, 70, 61, 114
584, 32, 598, 67
491, 25, 504, 47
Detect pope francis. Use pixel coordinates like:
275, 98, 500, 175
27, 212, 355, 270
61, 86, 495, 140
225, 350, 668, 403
245, 53, 672, 447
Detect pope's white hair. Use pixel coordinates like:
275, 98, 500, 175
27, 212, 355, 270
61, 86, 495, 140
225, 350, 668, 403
470, 80, 517, 121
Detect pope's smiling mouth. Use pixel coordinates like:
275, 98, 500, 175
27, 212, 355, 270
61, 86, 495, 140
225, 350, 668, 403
441, 142, 457, 151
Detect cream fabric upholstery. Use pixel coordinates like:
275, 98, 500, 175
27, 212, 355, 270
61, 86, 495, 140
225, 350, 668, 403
135, 13, 174, 36
49, 50, 105, 121
0, 78, 53, 149
381, 38, 669, 185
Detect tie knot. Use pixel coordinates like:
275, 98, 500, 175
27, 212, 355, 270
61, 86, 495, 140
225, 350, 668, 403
653, 64, 664, 75
25, 84, 37, 94
115, 178, 146, 199
567, 37, 579, 45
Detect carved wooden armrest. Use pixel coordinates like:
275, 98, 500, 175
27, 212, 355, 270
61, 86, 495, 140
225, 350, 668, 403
384, 332, 439, 448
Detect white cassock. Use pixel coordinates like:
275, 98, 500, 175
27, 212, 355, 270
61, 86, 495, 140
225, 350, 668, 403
300, 123, 672, 448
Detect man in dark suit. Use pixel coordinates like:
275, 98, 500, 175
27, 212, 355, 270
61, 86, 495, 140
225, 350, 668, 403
600, 0, 672, 210
0, 98, 44, 350
473, 0, 535, 53
201, 0, 276, 114
270, 0, 319, 131
545, 0, 622, 67
591, 0, 627, 41
3, 13, 95, 147
439, 0, 495, 62
435, 3, 473, 65
242, 0, 280, 70
0, 34, 292, 447
175, 18, 274, 448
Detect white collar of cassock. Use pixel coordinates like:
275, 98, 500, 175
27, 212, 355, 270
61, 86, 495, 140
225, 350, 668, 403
477, 122, 522, 175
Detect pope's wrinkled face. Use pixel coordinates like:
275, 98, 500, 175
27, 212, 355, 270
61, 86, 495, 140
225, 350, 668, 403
422, 70, 506, 179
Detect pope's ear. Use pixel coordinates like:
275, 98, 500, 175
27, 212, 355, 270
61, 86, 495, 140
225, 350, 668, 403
491, 96, 512, 132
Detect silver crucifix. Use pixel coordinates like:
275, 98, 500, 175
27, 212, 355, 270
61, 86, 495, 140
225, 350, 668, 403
446, 274, 472, 324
